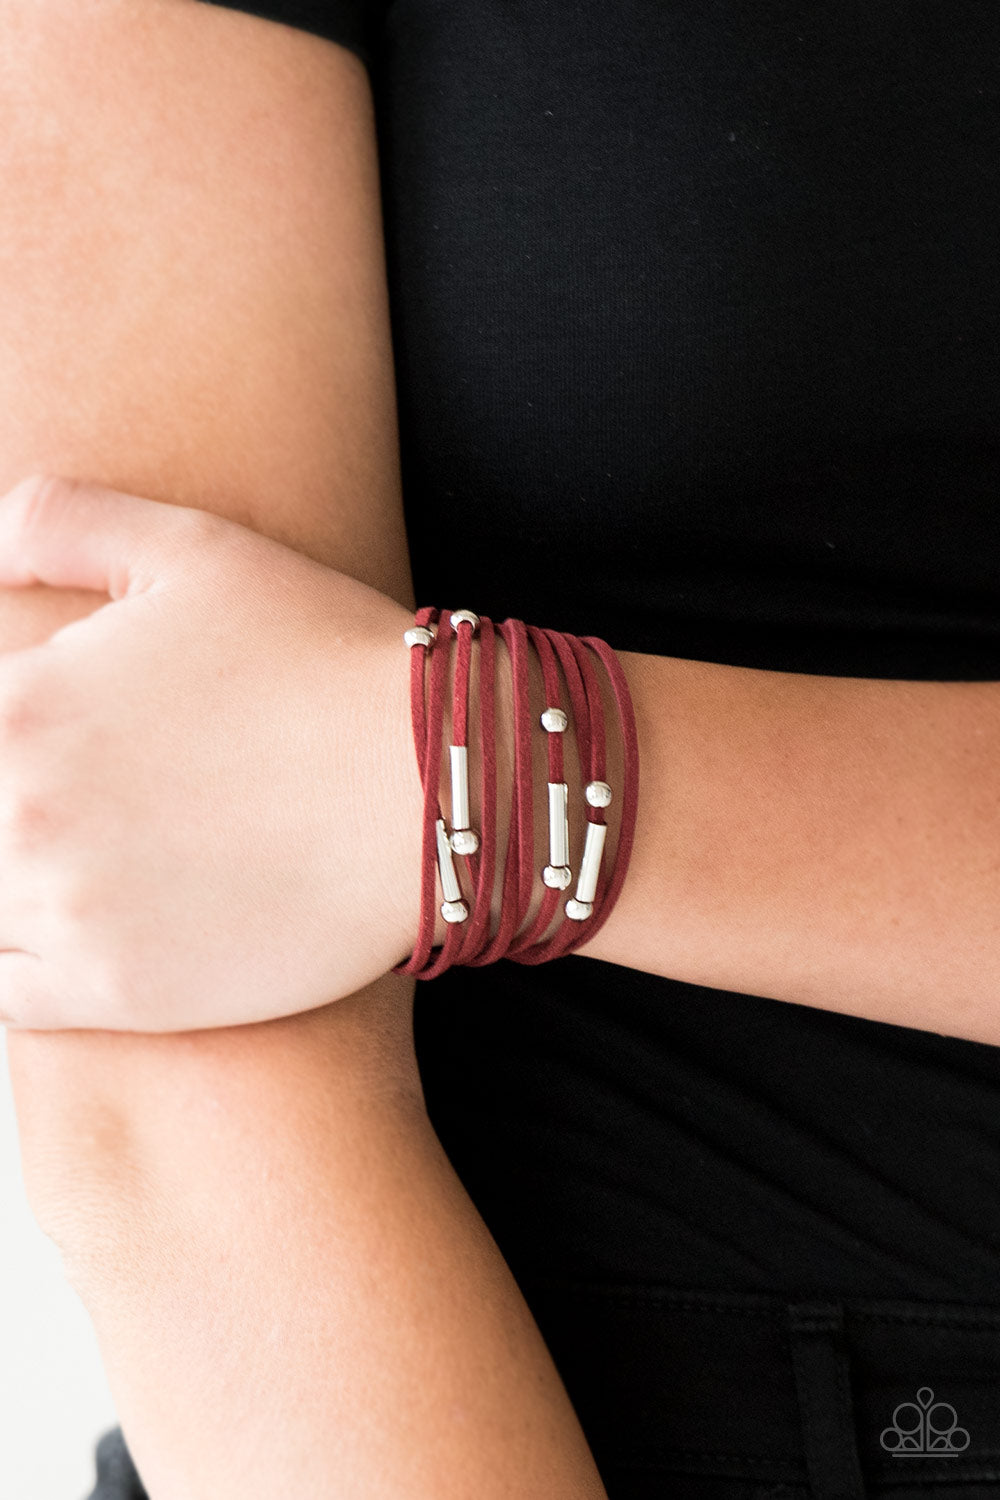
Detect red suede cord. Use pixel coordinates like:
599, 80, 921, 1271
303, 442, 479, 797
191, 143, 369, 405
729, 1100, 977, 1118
457, 615, 498, 963
464, 617, 531, 964
505, 623, 567, 958
575, 631, 640, 954
451, 614, 473, 747
393, 609, 465, 978
391, 605, 440, 977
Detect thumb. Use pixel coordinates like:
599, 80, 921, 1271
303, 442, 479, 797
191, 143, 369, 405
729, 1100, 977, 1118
0, 474, 210, 599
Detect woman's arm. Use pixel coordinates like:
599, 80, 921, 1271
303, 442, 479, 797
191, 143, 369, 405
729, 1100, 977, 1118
3, 2, 604, 1495
5, 0, 999, 1489
574, 648, 1000, 1046
0, 8, 993, 1058
12, 995, 605, 1498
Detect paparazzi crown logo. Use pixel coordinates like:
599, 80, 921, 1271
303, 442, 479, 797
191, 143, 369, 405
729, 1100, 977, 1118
880, 1386, 970, 1455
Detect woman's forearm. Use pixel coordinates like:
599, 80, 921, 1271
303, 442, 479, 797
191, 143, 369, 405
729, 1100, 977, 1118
10, 985, 606, 1499
2, 6, 602, 1491
577, 648, 1000, 1044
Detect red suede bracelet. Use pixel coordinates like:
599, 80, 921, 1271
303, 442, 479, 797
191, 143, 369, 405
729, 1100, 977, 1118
394, 609, 638, 978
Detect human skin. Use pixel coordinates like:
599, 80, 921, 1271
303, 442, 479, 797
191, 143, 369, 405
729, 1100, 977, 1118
3, 473, 1000, 1044
5, 0, 1000, 1495
2, 4, 606, 1496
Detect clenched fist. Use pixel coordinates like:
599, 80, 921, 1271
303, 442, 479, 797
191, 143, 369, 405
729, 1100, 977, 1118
0, 475, 423, 1031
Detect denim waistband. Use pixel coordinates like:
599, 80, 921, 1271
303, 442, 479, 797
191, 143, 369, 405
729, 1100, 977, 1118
517, 1277, 1000, 1496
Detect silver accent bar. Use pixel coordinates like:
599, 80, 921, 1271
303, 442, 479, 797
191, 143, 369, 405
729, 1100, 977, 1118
449, 744, 470, 833
574, 821, 608, 906
435, 817, 463, 903
547, 781, 569, 869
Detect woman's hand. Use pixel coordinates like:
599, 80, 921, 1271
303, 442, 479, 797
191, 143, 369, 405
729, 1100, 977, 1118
0, 474, 424, 1033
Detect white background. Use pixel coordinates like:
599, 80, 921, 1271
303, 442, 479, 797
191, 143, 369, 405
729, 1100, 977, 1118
0, 1029, 119, 1500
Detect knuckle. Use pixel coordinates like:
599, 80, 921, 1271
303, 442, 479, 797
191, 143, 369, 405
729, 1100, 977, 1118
0, 657, 71, 757
5, 472, 80, 534
170, 504, 228, 556
56, 867, 100, 933
0, 670, 44, 742
1, 790, 57, 853
148, 504, 233, 593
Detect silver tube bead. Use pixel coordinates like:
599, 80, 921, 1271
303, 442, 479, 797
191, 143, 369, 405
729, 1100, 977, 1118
449, 744, 471, 831
565, 821, 608, 920
576, 820, 608, 902
448, 744, 480, 855
542, 780, 571, 892
548, 781, 569, 867
435, 817, 469, 922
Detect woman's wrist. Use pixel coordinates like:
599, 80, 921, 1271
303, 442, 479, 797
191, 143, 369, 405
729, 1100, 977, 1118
388, 608, 628, 970
368, 596, 432, 962
382, 613, 517, 960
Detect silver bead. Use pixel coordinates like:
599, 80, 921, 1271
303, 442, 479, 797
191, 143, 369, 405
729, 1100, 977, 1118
450, 828, 480, 856
449, 609, 480, 634
441, 899, 469, 924
565, 898, 594, 921
540, 707, 568, 733
543, 864, 573, 890
585, 780, 613, 808
403, 625, 435, 648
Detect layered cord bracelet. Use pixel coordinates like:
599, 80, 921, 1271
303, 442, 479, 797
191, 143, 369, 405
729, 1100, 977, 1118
393, 608, 639, 979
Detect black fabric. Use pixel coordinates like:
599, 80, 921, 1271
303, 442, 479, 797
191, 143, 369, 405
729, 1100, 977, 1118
512, 1281, 1000, 1497
89, 1282, 1000, 1499
89, 3, 1000, 1496
87, 1428, 148, 1500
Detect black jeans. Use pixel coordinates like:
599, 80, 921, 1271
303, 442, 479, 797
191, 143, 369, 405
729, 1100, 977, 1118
86, 1280, 1000, 1499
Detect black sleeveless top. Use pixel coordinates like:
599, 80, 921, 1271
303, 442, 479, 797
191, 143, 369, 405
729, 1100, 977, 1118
202, 0, 1000, 1302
